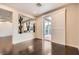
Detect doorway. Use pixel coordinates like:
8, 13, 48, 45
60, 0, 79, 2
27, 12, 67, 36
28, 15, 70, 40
43, 16, 52, 41
42, 16, 52, 54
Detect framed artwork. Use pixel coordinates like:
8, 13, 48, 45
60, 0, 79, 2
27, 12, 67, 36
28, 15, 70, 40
18, 14, 35, 34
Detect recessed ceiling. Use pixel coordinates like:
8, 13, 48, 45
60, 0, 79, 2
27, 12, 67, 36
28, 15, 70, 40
1, 3, 67, 16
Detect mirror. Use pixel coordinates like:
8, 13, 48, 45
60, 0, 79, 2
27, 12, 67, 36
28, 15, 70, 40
18, 14, 35, 34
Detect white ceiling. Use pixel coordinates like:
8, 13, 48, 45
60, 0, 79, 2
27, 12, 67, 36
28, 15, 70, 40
2, 3, 67, 16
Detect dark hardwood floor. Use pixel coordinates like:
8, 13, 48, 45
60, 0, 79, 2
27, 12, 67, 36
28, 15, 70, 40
2, 38, 79, 55
51, 42, 79, 55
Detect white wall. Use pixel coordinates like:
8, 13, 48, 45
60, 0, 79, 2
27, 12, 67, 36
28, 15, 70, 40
77, 4, 79, 49
0, 21, 12, 37
51, 8, 65, 45
66, 4, 78, 48
35, 17, 43, 39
